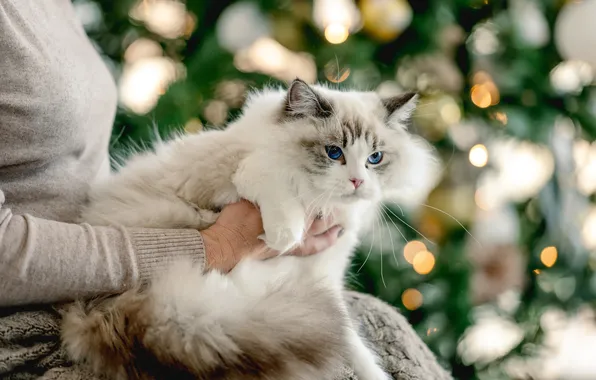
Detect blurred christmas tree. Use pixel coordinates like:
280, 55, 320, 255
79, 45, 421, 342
75, 0, 596, 378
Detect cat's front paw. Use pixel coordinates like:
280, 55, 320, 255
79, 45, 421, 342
198, 209, 219, 224
191, 208, 220, 229
260, 225, 303, 253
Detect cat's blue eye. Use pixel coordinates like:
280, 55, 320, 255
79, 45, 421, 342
325, 145, 343, 160
367, 152, 383, 165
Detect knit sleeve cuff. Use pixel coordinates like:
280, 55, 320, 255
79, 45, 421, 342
129, 228, 206, 283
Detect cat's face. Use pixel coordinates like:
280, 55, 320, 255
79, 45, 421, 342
279, 79, 439, 207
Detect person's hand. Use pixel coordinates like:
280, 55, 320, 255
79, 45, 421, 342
200, 200, 343, 272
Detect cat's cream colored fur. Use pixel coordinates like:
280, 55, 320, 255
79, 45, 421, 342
61, 79, 439, 380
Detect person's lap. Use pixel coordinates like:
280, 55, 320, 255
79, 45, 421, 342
0, 292, 451, 380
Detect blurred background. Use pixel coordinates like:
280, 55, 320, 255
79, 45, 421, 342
74, 0, 596, 379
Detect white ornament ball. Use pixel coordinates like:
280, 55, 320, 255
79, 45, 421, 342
216, 2, 271, 53
555, 0, 596, 67
511, 0, 549, 48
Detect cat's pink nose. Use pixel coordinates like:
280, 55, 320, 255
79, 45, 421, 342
350, 178, 363, 189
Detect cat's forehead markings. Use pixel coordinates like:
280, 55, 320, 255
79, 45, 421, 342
340, 117, 379, 150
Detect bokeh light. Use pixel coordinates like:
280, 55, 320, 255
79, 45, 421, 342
474, 186, 496, 211
583, 208, 596, 249
404, 240, 427, 264
471, 22, 500, 55
469, 144, 489, 167
216, 1, 270, 52
550, 60, 593, 94
491, 111, 508, 125
541, 247, 558, 268
470, 71, 500, 108
314, 0, 361, 44
184, 118, 203, 134
233, 37, 317, 83
124, 38, 162, 63
470, 84, 492, 108
413, 251, 436, 275
402, 288, 423, 310
119, 57, 182, 114
324, 62, 351, 83
129, 0, 188, 39
203, 100, 229, 126
325, 23, 350, 44
440, 101, 462, 125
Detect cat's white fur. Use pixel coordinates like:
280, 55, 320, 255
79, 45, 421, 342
63, 80, 439, 380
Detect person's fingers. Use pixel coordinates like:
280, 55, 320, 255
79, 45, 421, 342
307, 215, 335, 236
256, 247, 281, 261
293, 225, 343, 256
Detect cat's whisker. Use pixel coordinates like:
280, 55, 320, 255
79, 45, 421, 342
357, 207, 376, 274
302, 182, 340, 226
315, 183, 341, 221
307, 182, 339, 216
274, 178, 330, 219
380, 207, 399, 268
419, 203, 482, 247
375, 212, 387, 289
380, 204, 408, 244
304, 188, 331, 220
391, 202, 405, 217
334, 55, 341, 85
384, 203, 435, 246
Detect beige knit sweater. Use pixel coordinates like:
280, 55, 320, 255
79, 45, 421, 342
0, 0, 205, 307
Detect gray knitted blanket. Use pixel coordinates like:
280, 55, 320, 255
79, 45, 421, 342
0, 292, 452, 380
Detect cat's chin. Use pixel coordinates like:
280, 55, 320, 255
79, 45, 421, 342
339, 193, 373, 203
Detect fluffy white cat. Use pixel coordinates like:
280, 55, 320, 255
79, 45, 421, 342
61, 79, 439, 380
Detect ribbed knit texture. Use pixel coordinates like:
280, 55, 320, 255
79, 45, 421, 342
130, 229, 206, 282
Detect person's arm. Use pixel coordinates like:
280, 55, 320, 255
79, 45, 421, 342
0, 190, 205, 306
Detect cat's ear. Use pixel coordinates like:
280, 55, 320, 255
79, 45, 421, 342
382, 92, 418, 128
283, 78, 333, 119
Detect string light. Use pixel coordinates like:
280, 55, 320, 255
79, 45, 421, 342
404, 241, 427, 264
413, 251, 435, 275
402, 288, 423, 310
469, 144, 489, 167
540, 246, 558, 268
324, 23, 349, 44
